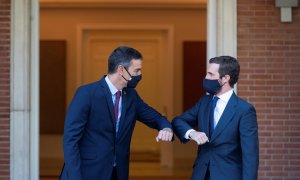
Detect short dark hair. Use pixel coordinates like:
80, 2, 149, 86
108, 46, 143, 74
209, 56, 240, 87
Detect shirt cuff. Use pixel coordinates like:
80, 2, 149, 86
184, 129, 196, 139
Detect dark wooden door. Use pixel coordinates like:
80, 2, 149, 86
40, 40, 66, 134
183, 41, 206, 111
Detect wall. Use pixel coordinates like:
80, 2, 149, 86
238, 0, 300, 179
40, 7, 207, 115
0, 0, 10, 179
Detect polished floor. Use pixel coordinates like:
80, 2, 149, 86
40, 134, 194, 180
40, 160, 192, 180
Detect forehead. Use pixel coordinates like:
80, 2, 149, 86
207, 63, 220, 73
129, 59, 142, 69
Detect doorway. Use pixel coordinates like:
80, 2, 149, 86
38, 2, 206, 179
11, 0, 242, 179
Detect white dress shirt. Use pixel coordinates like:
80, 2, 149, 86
184, 89, 234, 139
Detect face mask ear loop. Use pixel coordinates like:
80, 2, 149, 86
219, 76, 225, 87
120, 66, 132, 81
123, 67, 132, 81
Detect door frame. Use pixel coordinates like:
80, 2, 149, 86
10, 0, 237, 179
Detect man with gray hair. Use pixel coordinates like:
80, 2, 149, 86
60, 46, 173, 180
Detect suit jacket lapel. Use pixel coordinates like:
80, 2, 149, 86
202, 96, 212, 136
211, 93, 238, 141
100, 78, 116, 128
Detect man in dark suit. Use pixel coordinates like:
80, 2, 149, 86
59, 46, 173, 180
172, 56, 259, 180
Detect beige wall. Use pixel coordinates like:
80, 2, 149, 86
40, 6, 207, 161
40, 7, 206, 112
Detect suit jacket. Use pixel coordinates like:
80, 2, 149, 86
60, 77, 171, 180
172, 92, 259, 180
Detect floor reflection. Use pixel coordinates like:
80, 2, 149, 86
40, 134, 192, 180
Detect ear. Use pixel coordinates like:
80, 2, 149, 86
223, 74, 231, 83
116, 65, 124, 75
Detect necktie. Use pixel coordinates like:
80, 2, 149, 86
209, 96, 219, 138
114, 91, 121, 122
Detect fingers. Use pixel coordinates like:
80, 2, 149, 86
189, 131, 209, 145
156, 128, 173, 142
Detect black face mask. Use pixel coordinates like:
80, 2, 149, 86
203, 78, 222, 95
122, 68, 142, 88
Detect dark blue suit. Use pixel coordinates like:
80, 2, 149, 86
172, 93, 259, 180
60, 77, 171, 180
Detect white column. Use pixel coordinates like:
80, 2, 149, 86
207, 0, 237, 58
207, 0, 217, 60
216, 0, 237, 57
207, 0, 237, 92
10, 0, 39, 179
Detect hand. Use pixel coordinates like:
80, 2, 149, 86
156, 128, 173, 142
189, 131, 209, 145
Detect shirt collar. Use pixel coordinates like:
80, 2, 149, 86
216, 89, 233, 103
105, 75, 120, 95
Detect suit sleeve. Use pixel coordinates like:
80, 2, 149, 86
171, 101, 200, 143
134, 91, 171, 130
239, 105, 259, 180
63, 87, 90, 180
